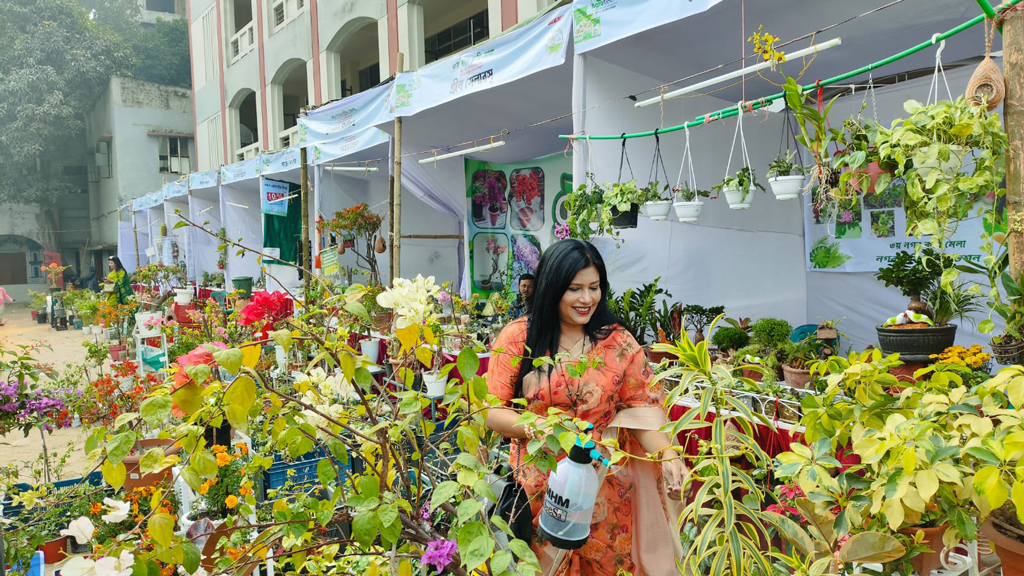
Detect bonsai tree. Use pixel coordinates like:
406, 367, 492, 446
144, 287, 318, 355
874, 248, 953, 318
710, 326, 749, 353
681, 304, 726, 343
735, 317, 793, 383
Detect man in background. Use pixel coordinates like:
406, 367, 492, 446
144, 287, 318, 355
509, 273, 534, 320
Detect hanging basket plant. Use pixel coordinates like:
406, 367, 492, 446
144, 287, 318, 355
671, 126, 708, 222
767, 151, 806, 201
713, 167, 765, 210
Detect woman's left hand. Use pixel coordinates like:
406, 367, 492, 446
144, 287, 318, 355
661, 456, 689, 501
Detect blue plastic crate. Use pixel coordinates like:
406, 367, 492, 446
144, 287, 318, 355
2, 472, 106, 525
263, 453, 363, 498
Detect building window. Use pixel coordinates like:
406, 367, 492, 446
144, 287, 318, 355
95, 139, 112, 180
146, 0, 177, 13
159, 136, 192, 174
425, 10, 488, 63
358, 63, 380, 93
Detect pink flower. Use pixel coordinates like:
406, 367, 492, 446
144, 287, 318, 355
839, 210, 853, 223
421, 539, 457, 572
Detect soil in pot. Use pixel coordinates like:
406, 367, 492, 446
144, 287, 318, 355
781, 364, 812, 389
898, 524, 948, 576
982, 514, 1024, 576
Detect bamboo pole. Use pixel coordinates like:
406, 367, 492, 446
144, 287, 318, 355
1006, 7, 1024, 276
132, 211, 140, 266
393, 53, 405, 280
301, 146, 311, 296
401, 234, 465, 239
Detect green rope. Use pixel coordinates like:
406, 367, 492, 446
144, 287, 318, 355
560, 0, 1020, 141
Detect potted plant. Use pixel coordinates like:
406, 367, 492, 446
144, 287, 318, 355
733, 317, 793, 383
671, 182, 709, 222
565, 176, 606, 242
875, 248, 959, 360
640, 180, 673, 221
649, 300, 684, 364
681, 304, 725, 344
766, 150, 805, 200
832, 117, 892, 196
778, 336, 818, 389
712, 167, 764, 210
710, 326, 749, 355
30, 290, 48, 323
96, 302, 134, 361
604, 179, 646, 228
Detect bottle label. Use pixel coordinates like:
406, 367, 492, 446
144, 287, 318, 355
544, 488, 570, 521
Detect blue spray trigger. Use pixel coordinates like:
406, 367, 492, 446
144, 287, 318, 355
589, 449, 610, 467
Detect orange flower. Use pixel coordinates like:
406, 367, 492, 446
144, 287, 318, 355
213, 445, 228, 454
157, 507, 169, 515
226, 548, 243, 561
238, 485, 252, 497
90, 502, 103, 514
216, 452, 233, 467
199, 482, 211, 495
235, 442, 249, 455
225, 495, 239, 509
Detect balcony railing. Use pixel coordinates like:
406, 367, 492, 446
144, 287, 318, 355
278, 126, 299, 150
229, 22, 255, 64
235, 141, 261, 163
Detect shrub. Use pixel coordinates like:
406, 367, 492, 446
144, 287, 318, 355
751, 318, 793, 349
711, 327, 750, 352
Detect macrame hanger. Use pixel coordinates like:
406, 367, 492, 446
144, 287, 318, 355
724, 101, 754, 180
647, 130, 671, 187
927, 34, 953, 105
676, 125, 698, 192
617, 134, 634, 184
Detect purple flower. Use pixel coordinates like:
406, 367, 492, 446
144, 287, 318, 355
420, 505, 431, 521
512, 237, 540, 271
554, 222, 571, 240
437, 291, 452, 305
421, 538, 457, 573
839, 210, 854, 224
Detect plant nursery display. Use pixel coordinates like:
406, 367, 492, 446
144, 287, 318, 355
318, 203, 386, 284
766, 150, 805, 200
712, 166, 765, 210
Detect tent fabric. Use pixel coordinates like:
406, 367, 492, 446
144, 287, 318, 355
221, 157, 262, 184
261, 148, 302, 176
164, 180, 188, 199
189, 170, 219, 189
571, 0, 724, 54
221, 184, 263, 282
298, 81, 395, 147
311, 128, 390, 166
117, 221, 140, 274
263, 181, 302, 264
188, 195, 223, 283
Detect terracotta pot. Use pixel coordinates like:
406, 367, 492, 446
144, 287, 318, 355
647, 348, 676, 364
372, 311, 393, 333
124, 439, 182, 490
847, 161, 890, 194
517, 206, 534, 228
38, 536, 68, 563
108, 344, 128, 362
781, 364, 812, 389
898, 524, 948, 576
488, 205, 500, 226
982, 518, 1024, 576
198, 519, 232, 571
741, 367, 763, 382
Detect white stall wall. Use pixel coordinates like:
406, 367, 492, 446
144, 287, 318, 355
221, 184, 264, 284
317, 171, 460, 286
188, 194, 223, 284
165, 199, 193, 281
147, 206, 168, 265
581, 56, 807, 329
805, 63, 1001, 351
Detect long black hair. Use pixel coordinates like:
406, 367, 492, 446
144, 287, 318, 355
108, 255, 125, 273
513, 239, 621, 398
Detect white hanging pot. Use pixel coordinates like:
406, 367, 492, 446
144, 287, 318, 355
360, 338, 380, 364
422, 371, 448, 398
723, 186, 754, 210
672, 200, 704, 222
768, 175, 804, 201
173, 288, 194, 305
643, 200, 672, 221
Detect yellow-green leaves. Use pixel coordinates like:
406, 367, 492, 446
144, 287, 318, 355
172, 383, 203, 415
973, 466, 1009, 511
148, 512, 175, 547
212, 347, 244, 375
223, 375, 257, 432
101, 460, 127, 490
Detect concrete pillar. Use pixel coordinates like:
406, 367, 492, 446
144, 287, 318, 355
378, 16, 391, 75
268, 83, 283, 147
398, 1, 424, 70
487, 0, 502, 35
255, 88, 265, 148
517, 0, 544, 23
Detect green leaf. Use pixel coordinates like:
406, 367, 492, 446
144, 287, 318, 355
223, 375, 257, 432
271, 329, 293, 352
192, 450, 219, 480
139, 396, 173, 428
456, 347, 480, 381
354, 367, 373, 391
358, 476, 380, 500
327, 438, 349, 465
457, 521, 492, 571
980, 319, 996, 333
352, 510, 380, 549
113, 412, 138, 429
184, 363, 211, 385
974, 466, 1010, 510
491, 550, 513, 574
431, 480, 459, 510
140, 447, 168, 474
101, 460, 127, 491
148, 513, 175, 547
317, 458, 337, 487
473, 479, 498, 503
378, 503, 399, 528
343, 300, 370, 322
212, 348, 244, 375
457, 499, 484, 523
180, 466, 202, 492
172, 383, 204, 415
508, 538, 538, 563
838, 532, 906, 563
105, 431, 137, 465
182, 541, 201, 573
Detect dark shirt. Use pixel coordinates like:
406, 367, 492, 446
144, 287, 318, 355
509, 295, 529, 320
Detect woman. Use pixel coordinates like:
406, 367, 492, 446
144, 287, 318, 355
485, 239, 686, 576
106, 256, 133, 306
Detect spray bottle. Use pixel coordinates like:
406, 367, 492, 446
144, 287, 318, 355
538, 436, 610, 550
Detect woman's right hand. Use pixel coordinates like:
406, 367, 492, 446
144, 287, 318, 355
661, 456, 690, 501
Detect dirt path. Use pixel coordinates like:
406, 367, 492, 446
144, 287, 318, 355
1, 302, 93, 483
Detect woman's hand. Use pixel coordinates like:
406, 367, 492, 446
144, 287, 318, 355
661, 455, 689, 501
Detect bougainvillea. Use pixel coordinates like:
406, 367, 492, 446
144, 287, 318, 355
512, 170, 541, 206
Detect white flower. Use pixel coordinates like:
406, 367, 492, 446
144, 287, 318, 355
61, 557, 98, 576
94, 551, 135, 576
377, 275, 440, 329
178, 566, 208, 576
60, 516, 94, 545
101, 497, 131, 523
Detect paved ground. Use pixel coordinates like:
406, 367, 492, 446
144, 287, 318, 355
0, 303, 92, 483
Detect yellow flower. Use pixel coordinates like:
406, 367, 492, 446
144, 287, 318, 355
225, 495, 239, 509
199, 482, 211, 495
213, 445, 228, 454
235, 442, 249, 456
216, 452, 233, 467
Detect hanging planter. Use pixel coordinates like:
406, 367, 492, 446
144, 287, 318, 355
672, 200, 704, 222
610, 203, 640, 228
990, 338, 1024, 365
768, 176, 805, 200
714, 105, 764, 211
643, 200, 672, 220
723, 185, 756, 210
671, 126, 709, 223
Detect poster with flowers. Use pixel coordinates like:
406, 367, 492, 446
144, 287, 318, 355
465, 153, 570, 297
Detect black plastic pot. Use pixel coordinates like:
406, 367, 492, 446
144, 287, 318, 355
36, 312, 47, 323
610, 203, 640, 229
876, 324, 957, 362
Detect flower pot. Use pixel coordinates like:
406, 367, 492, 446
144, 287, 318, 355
517, 205, 535, 228
781, 364, 812, 389
37, 536, 68, 563
108, 344, 128, 362
610, 203, 640, 228
372, 311, 393, 333
642, 200, 673, 221
231, 276, 253, 298
136, 311, 163, 338
174, 288, 194, 305
990, 339, 1024, 366
360, 338, 380, 364
768, 175, 805, 200
846, 161, 889, 194
37, 311, 47, 323
73, 319, 84, 330
422, 371, 448, 398
488, 205, 501, 226
647, 348, 676, 364
741, 366, 763, 382
30, 310, 37, 320
672, 200, 703, 222
982, 518, 1024, 576
480, 278, 492, 291
124, 439, 182, 490
876, 324, 957, 362
723, 186, 754, 210
898, 524, 948, 576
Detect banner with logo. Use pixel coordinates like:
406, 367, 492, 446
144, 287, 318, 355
261, 148, 302, 175
465, 152, 571, 298
803, 182, 994, 272
572, 0, 723, 54
391, 5, 571, 118
297, 82, 395, 147
311, 128, 390, 165
163, 180, 188, 199
189, 170, 219, 190
221, 157, 262, 184
261, 178, 291, 217
132, 190, 164, 211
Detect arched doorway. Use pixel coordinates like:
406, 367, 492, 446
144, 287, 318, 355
229, 88, 260, 161
325, 18, 381, 102
271, 59, 309, 149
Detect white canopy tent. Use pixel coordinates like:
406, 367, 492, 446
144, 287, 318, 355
163, 180, 193, 282
220, 158, 264, 288
188, 170, 223, 286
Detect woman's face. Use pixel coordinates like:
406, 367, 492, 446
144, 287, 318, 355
108, 260, 115, 272
559, 266, 601, 329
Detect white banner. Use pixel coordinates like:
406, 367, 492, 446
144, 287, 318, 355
189, 169, 219, 190
310, 128, 390, 165
132, 190, 164, 211
297, 82, 394, 147
390, 5, 571, 118
164, 180, 188, 199
221, 157, 262, 184
572, 0, 723, 54
261, 147, 302, 175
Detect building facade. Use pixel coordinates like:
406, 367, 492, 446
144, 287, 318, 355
188, 0, 558, 171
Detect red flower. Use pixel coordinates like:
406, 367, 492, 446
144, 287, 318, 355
239, 291, 289, 327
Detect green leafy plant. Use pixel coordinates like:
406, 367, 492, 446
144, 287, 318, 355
809, 236, 852, 269
710, 327, 749, 352
565, 176, 607, 242
712, 167, 765, 203
767, 150, 805, 178
681, 304, 725, 342
640, 180, 671, 202
607, 279, 671, 346
926, 280, 983, 327
672, 182, 710, 202
751, 317, 793, 350
875, 248, 953, 316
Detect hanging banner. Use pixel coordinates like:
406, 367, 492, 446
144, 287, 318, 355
311, 128, 390, 165
321, 246, 341, 280
297, 82, 395, 147
803, 182, 992, 272
221, 157, 262, 184
572, 0, 723, 54
465, 152, 571, 298
261, 178, 291, 217
391, 5, 571, 118
164, 180, 188, 199
189, 169, 219, 190
261, 148, 302, 175
132, 190, 164, 211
